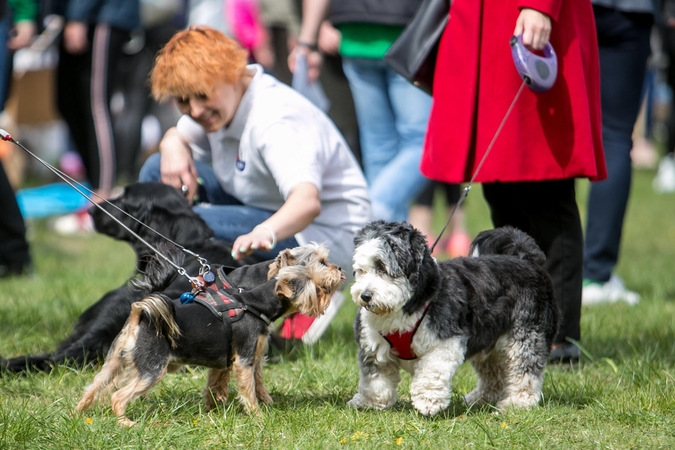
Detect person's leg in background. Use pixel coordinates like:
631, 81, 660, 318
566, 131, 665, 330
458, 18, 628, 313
654, 15, 675, 193
0, 13, 31, 277
342, 58, 430, 221
583, 7, 652, 305
483, 179, 583, 362
0, 162, 31, 277
56, 24, 130, 199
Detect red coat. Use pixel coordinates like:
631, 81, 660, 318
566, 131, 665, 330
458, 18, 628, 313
421, 0, 607, 183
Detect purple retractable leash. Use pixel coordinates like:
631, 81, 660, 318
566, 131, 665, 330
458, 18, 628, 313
429, 35, 558, 254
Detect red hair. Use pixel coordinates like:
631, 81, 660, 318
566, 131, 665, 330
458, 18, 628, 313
150, 25, 249, 101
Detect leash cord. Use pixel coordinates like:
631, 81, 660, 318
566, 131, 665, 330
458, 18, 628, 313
429, 81, 527, 254
0, 130, 207, 286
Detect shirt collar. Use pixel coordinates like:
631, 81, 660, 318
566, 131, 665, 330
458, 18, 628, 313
220, 64, 263, 141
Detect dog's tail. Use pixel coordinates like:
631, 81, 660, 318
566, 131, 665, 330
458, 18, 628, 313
132, 243, 185, 293
134, 294, 181, 348
469, 226, 546, 267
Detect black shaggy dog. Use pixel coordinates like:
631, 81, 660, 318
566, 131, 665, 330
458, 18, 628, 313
2, 182, 256, 373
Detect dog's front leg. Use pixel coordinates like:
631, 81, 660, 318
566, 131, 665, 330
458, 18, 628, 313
232, 355, 259, 414
347, 348, 400, 410
204, 368, 231, 411
254, 335, 273, 405
410, 337, 466, 416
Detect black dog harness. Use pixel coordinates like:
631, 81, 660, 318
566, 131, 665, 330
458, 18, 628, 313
180, 265, 271, 326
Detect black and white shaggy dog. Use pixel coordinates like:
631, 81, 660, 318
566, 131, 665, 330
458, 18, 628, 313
77, 243, 345, 426
1, 182, 254, 373
348, 221, 559, 416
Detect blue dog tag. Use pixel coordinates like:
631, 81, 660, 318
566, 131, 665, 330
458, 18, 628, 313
180, 292, 195, 304
203, 271, 216, 284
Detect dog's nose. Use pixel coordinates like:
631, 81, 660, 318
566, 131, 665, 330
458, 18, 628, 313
360, 291, 373, 303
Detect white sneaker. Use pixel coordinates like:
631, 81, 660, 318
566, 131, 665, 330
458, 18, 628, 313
582, 273, 640, 306
653, 154, 675, 193
301, 290, 345, 345
52, 210, 94, 235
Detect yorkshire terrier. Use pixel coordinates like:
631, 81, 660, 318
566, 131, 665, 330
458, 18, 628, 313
77, 243, 345, 425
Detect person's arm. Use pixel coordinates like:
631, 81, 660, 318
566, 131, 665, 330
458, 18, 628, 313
6, 0, 37, 50
287, 0, 331, 82
231, 182, 322, 259
513, 8, 552, 50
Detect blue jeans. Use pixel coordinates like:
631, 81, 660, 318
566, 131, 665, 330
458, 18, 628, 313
342, 58, 431, 221
138, 154, 299, 261
583, 7, 653, 282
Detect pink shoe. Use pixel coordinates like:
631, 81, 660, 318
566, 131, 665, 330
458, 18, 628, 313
446, 232, 471, 258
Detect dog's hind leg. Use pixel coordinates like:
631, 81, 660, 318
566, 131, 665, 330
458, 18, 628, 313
110, 372, 166, 426
204, 368, 231, 411
465, 347, 507, 408
109, 330, 172, 425
77, 305, 145, 412
253, 335, 272, 405
493, 331, 548, 410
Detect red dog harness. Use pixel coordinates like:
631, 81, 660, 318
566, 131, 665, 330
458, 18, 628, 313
381, 304, 430, 360
183, 266, 271, 325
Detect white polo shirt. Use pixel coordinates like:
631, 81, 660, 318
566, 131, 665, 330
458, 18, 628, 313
177, 64, 371, 272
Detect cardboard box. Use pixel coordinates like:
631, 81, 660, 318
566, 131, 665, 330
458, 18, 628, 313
5, 68, 61, 125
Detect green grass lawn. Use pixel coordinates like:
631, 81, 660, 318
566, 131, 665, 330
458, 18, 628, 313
1, 170, 675, 449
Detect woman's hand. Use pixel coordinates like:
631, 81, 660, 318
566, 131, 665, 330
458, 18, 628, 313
63, 21, 89, 54
7, 21, 36, 50
231, 183, 321, 260
514, 8, 551, 50
158, 127, 199, 203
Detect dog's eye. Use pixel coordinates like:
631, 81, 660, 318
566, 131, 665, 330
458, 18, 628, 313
319, 259, 327, 266
375, 261, 387, 276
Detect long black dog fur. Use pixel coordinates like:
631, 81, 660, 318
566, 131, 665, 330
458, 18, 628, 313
1, 182, 257, 373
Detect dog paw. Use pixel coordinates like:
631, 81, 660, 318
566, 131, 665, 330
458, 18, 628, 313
463, 389, 484, 407
257, 390, 273, 405
496, 392, 540, 410
118, 416, 136, 427
412, 395, 449, 416
347, 393, 389, 410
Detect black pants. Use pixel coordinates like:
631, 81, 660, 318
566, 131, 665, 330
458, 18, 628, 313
0, 161, 30, 265
57, 24, 129, 193
482, 179, 583, 344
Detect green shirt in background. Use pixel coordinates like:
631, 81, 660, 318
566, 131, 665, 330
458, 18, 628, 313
337, 23, 404, 59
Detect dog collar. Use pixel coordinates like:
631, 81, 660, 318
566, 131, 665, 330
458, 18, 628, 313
381, 303, 430, 360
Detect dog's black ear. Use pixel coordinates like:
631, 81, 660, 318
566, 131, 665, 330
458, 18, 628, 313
405, 224, 429, 285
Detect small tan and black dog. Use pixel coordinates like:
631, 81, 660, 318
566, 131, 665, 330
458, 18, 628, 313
77, 243, 345, 425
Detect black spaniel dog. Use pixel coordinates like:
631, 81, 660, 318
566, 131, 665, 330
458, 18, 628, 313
2, 182, 255, 373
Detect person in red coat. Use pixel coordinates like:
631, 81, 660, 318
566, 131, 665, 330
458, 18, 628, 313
421, 0, 607, 363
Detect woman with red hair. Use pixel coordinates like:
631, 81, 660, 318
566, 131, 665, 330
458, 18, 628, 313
140, 26, 371, 346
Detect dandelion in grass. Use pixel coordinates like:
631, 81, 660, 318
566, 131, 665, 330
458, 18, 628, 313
85, 417, 93, 425
350, 431, 369, 441
501, 422, 508, 428
193, 420, 198, 425
396, 437, 403, 445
